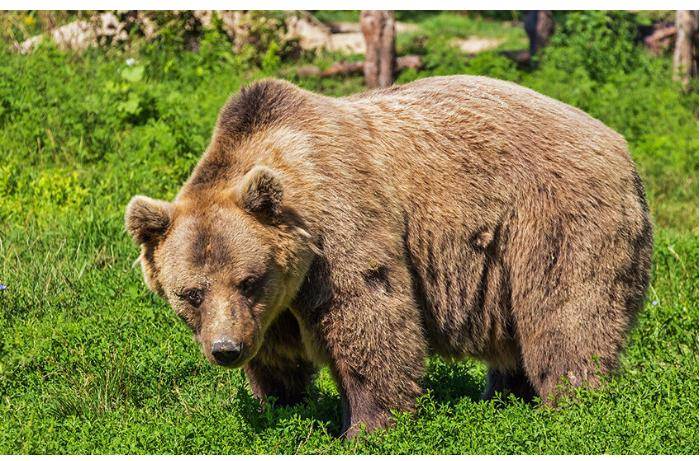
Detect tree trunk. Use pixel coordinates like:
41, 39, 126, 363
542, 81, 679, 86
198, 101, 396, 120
524, 10, 554, 57
673, 10, 699, 89
360, 10, 396, 88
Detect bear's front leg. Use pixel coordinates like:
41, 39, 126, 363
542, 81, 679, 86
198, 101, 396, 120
244, 310, 316, 406
319, 272, 427, 438
244, 355, 315, 407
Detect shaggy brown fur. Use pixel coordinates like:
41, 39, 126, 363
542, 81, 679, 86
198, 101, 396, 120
125, 76, 652, 437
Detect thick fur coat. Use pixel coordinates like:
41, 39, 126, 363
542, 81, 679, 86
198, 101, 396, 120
125, 76, 652, 437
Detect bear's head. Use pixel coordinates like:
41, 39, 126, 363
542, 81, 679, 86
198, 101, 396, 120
125, 165, 316, 368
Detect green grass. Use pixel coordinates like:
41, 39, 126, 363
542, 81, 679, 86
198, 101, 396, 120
407, 11, 527, 50
310, 10, 361, 24
0, 12, 698, 454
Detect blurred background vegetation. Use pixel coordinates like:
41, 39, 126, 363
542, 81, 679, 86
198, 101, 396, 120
1, 10, 696, 230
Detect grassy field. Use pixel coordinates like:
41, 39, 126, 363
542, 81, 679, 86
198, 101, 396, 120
0, 11, 697, 454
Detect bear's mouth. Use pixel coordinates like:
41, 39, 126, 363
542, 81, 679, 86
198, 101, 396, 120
213, 357, 246, 368
208, 350, 249, 369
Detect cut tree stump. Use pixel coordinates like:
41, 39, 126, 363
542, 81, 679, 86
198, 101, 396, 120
523, 10, 554, 59
673, 10, 699, 89
360, 10, 396, 88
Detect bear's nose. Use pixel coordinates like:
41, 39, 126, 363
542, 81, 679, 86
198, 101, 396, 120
211, 340, 242, 366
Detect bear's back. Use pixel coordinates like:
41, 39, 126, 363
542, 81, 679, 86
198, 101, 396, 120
334, 75, 639, 220
346, 75, 628, 164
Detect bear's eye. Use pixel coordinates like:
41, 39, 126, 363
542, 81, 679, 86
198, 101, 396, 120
238, 275, 262, 298
179, 288, 204, 308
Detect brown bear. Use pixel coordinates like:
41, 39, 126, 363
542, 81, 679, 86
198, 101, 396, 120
125, 76, 652, 437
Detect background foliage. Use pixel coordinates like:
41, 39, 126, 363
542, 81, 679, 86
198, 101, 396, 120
0, 10, 697, 454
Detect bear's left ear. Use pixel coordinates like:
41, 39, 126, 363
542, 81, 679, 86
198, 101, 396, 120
237, 165, 284, 218
125, 195, 173, 245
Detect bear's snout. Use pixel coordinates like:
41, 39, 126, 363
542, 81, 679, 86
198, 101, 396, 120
211, 339, 243, 367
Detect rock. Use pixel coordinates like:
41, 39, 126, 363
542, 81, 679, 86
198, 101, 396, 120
193, 10, 215, 28
13, 11, 147, 53
329, 21, 418, 34
14, 35, 43, 54
285, 13, 332, 51
48, 20, 96, 51
328, 32, 365, 54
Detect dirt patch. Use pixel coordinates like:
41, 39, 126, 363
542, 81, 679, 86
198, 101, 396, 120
452, 36, 505, 54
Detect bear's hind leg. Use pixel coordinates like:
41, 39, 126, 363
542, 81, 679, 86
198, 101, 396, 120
506, 193, 649, 403
482, 367, 536, 403
512, 249, 642, 403
515, 289, 626, 404
518, 326, 609, 404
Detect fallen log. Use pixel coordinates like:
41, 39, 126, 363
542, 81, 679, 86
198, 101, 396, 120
297, 54, 422, 78
644, 25, 677, 55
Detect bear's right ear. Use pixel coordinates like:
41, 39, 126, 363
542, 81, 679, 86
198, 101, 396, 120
125, 195, 173, 245
236, 165, 284, 219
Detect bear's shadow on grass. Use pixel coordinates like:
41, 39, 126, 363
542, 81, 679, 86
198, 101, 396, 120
422, 359, 486, 404
235, 360, 485, 437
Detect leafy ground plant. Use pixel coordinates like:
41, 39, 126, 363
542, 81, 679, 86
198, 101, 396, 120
0, 11, 697, 454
